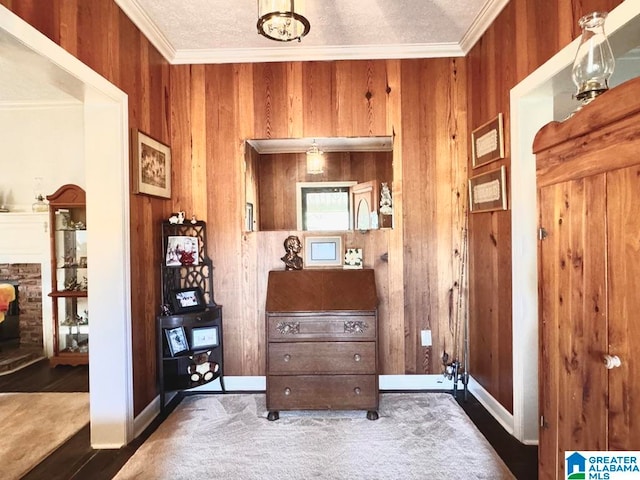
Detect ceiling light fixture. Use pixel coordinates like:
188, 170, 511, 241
257, 0, 310, 42
306, 140, 324, 174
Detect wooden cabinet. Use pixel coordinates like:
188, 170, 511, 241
533, 77, 640, 479
265, 269, 379, 420
46, 184, 88, 367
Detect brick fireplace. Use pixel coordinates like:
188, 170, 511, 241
0, 212, 52, 355
0, 264, 43, 346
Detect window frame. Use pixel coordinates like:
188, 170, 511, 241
295, 181, 357, 231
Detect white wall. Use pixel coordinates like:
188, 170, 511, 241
0, 104, 84, 211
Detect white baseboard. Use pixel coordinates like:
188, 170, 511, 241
379, 374, 455, 390
184, 374, 455, 392
467, 375, 514, 435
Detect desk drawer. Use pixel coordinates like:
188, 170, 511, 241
267, 314, 376, 341
268, 341, 376, 375
267, 374, 377, 411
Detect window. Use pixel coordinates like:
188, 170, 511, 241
296, 181, 356, 231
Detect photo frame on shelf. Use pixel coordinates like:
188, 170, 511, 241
165, 326, 189, 356
170, 287, 206, 314
165, 236, 199, 266
471, 113, 505, 168
469, 166, 508, 213
191, 325, 219, 350
132, 129, 172, 199
304, 235, 343, 268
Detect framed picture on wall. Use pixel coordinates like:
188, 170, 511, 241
132, 129, 172, 199
471, 113, 505, 168
468, 166, 508, 213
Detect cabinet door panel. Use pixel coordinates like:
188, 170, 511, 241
607, 165, 640, 450
539, 175, 608, 479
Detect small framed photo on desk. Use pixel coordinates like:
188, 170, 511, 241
304, 235, 343, 268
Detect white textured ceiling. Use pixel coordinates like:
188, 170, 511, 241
115, 0, 509, 64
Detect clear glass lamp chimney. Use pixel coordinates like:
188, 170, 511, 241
571, 11, 615, 105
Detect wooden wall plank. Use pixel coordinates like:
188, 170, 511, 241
302, 62, 336, 137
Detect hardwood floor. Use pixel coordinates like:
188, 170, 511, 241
1, 361, 537, 479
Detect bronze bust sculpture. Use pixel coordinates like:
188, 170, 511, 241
281, 235, 303, 271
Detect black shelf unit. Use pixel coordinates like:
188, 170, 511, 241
158, 306, 225, 410
158, 220, 224, 412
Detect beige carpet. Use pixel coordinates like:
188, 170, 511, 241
114, 393, 514, 479
0, 392, 89, 480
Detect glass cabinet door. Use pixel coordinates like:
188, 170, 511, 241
56, 296, 89, 353
47, 184, 88, 366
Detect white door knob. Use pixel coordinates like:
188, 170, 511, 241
603, 354, 621, 369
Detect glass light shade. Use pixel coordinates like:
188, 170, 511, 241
257, 0, 310, 42
571, 12, 615, 104
306, 142, 324, 174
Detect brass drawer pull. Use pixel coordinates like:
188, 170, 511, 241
283, 354, 291, 362
284, 387, 291, 396
353, 354, 361, 362
354, 387, 361, 395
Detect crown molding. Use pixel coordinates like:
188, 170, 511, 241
117, 0, 502, 65
459, 0, 510, 54
114, 0, 176, 61
172, 42, 464, 65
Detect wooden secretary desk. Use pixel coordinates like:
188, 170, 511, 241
533, 76, 640, 480
265, 269, 379, 421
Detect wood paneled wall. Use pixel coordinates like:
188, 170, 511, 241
170, 59, 469, 379
1, 0, 171, 416
466, 0, 624, 412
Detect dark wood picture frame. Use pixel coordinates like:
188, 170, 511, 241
165, 326, 189, 356
132, 129, 172, 199
471, 113, 505, 168
469, 166, 508, 213
170, 287, 206, 314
